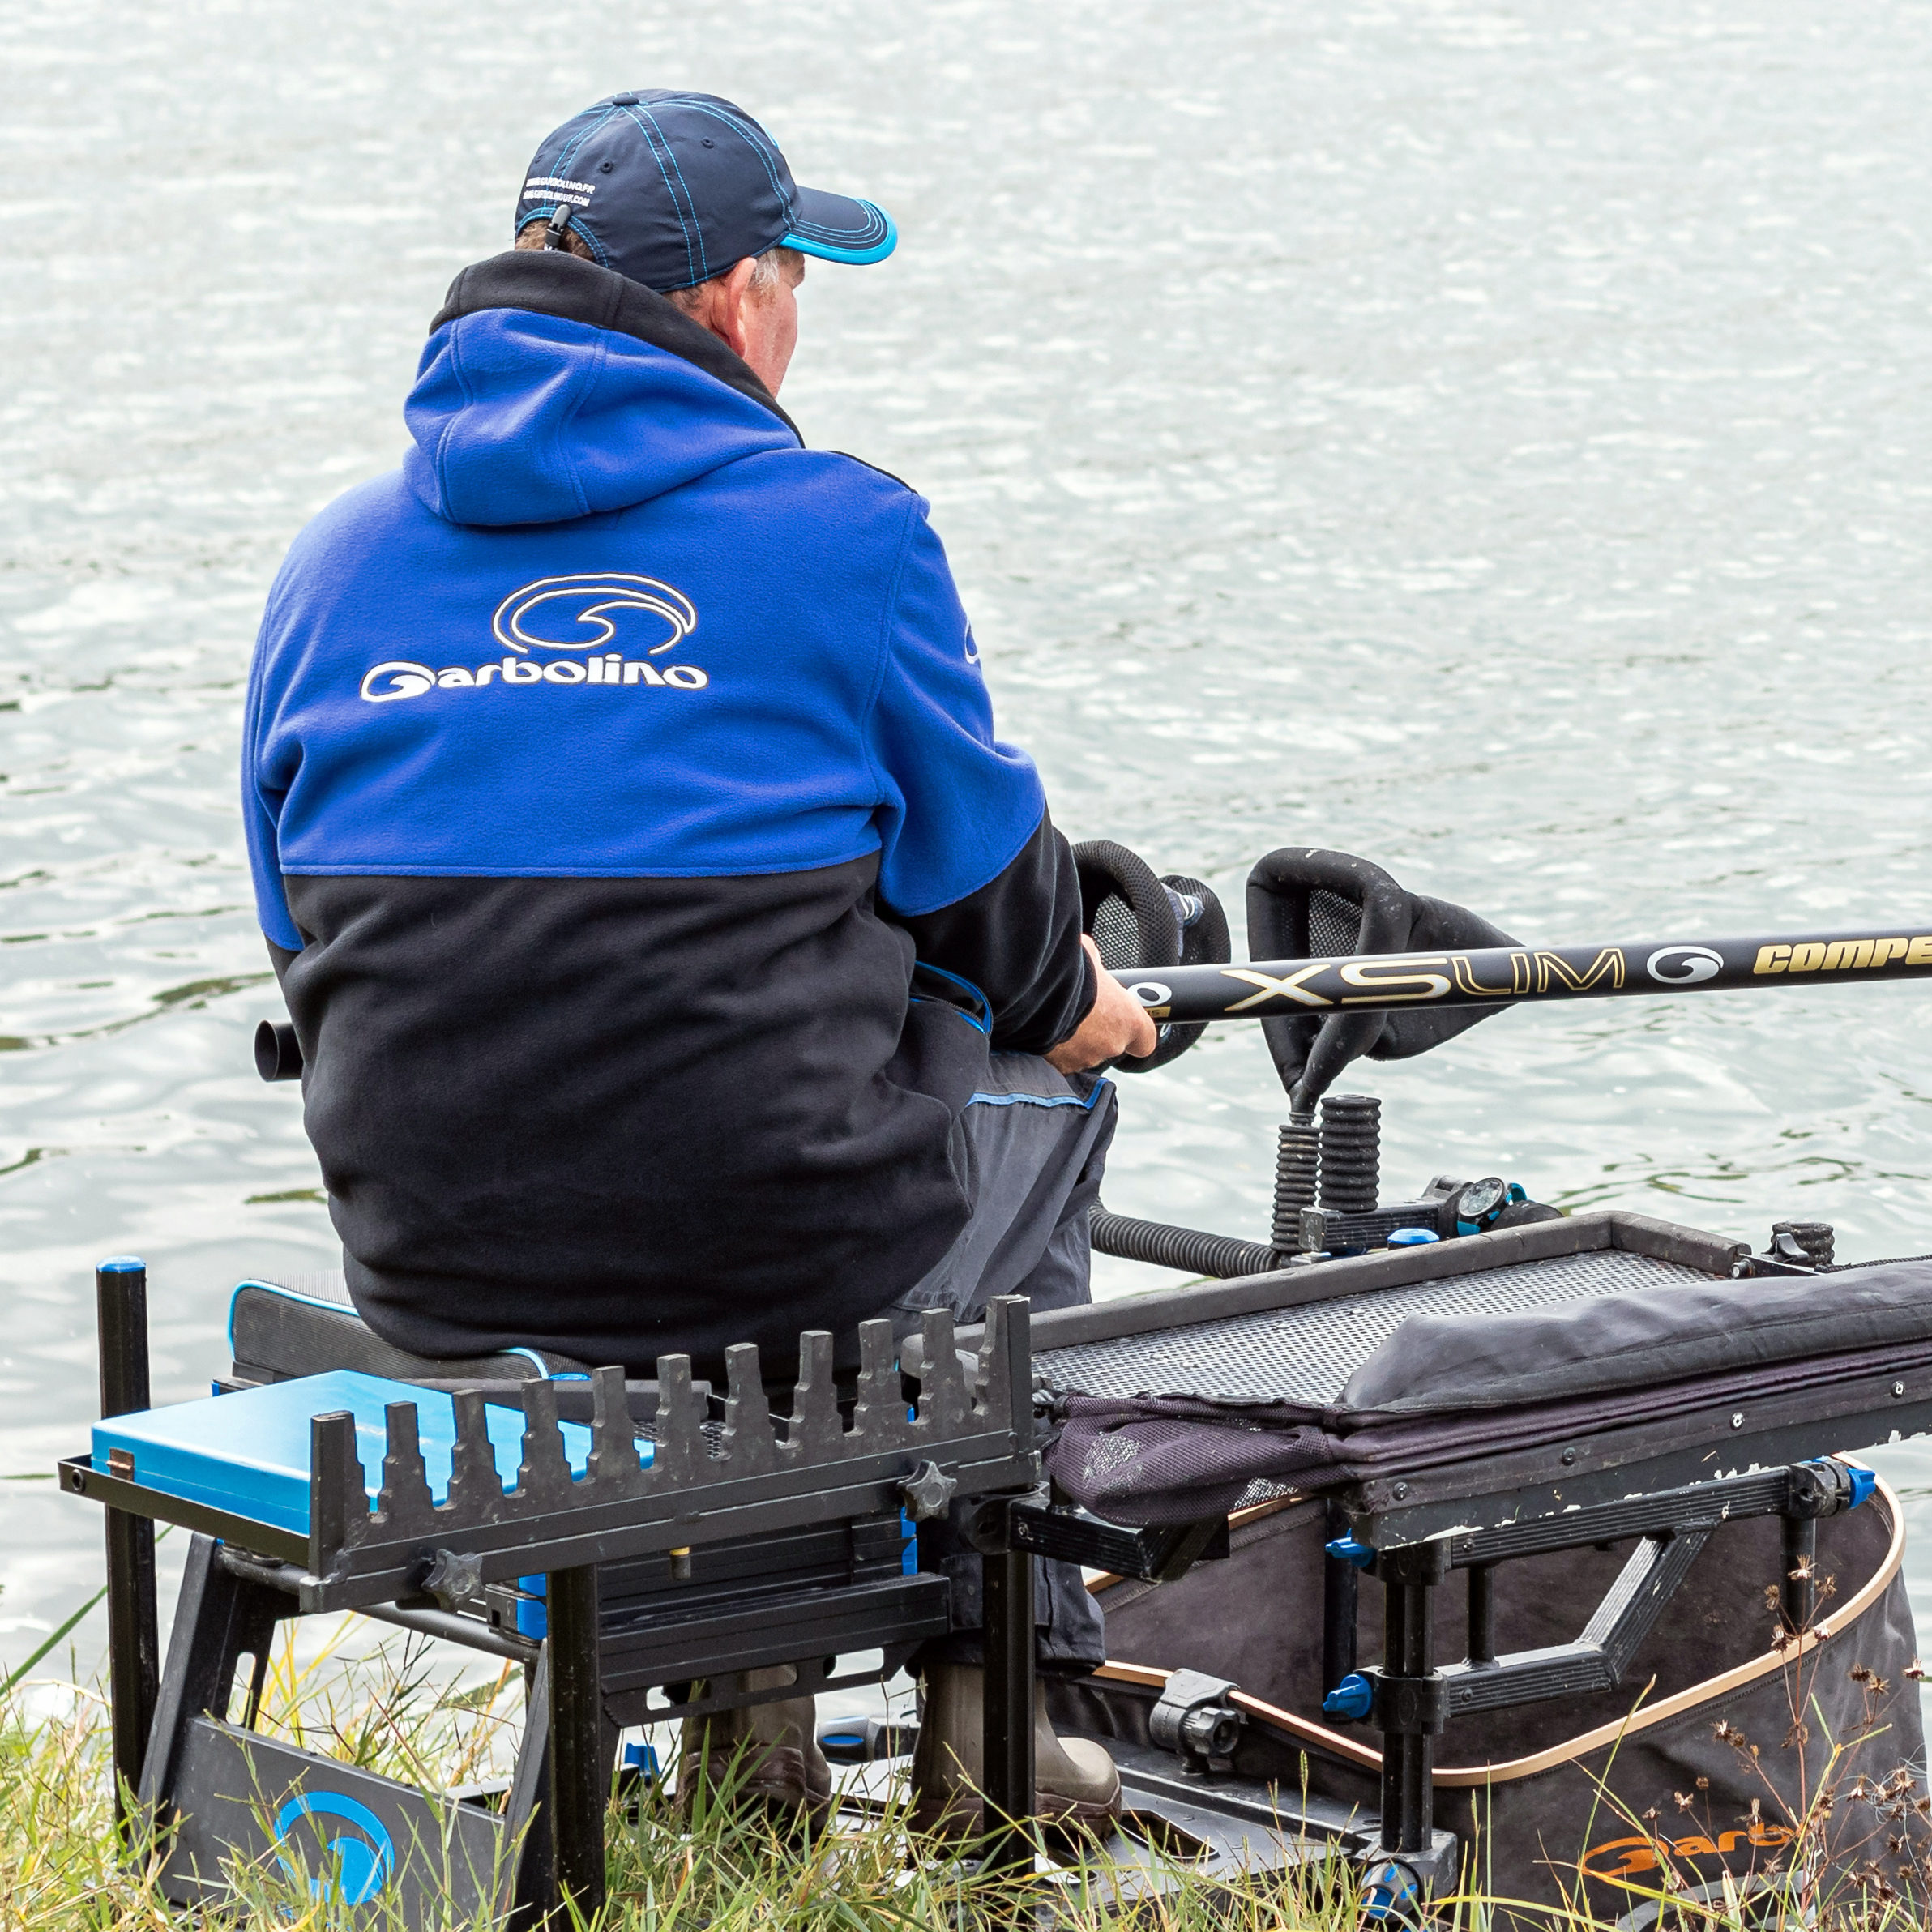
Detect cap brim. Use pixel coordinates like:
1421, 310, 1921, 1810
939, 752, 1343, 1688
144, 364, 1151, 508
781, 186, 897, 265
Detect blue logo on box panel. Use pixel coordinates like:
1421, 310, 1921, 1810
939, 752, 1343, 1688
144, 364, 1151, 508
272, 1790, 396, 1904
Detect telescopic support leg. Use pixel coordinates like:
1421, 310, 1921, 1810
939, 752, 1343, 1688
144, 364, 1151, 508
1323, 1499, 1360, 1690
96, 1258, 159, 1836
981, 1536, 1037, 1879
545, 1563, 605, 1921
1467, 1563, 1495, 1666
1377, 1545, 1443, 1860
1781, 1513, 1818, 1635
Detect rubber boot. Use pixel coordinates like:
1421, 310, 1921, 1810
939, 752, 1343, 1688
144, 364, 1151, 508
909, 1661, 1121, 1836
676, 1666, 832, 1819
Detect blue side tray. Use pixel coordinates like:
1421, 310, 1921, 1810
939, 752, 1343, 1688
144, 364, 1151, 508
90, 1371, 639, 1538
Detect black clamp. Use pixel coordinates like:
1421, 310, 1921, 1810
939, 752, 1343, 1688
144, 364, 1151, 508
1785, 1457, 1870, 1520
1378, 1540, 1454, 1588
1000, 1497, 1229, 1582
1366, 1667, 1451, 1737
1148, 1667, 1246, 1775
965, 1486, 1048, 1556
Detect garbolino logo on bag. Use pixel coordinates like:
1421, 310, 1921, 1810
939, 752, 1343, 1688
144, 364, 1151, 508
360, 571, 707, 702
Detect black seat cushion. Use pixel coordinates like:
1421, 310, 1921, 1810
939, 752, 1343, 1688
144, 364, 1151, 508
229, 1271, 588, 1386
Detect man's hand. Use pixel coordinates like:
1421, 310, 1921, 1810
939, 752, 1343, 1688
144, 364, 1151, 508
1046, 935, 1161, 1073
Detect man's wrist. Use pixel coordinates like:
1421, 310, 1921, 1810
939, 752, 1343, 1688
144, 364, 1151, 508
1048, 944, 1099, 1054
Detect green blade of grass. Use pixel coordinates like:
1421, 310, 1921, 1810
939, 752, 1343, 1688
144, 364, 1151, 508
1, 1527, 169, 1695
1, 1584, 108, 1693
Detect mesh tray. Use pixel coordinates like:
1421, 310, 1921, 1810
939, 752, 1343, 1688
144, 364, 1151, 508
1038, 1249, 1714, 1407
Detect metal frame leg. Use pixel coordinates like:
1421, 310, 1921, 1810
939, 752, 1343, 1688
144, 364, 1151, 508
981, 1543, 1036, 1874
139, 1535, 284, 1818
97, 1258, 160, 1832
1322, 1500, 1359, 1690
1378, 1548, 1438, 1860
546, 1563, 605, 1920
1466, 1562, 1495, 1666
1781, 1512, 1818, 1633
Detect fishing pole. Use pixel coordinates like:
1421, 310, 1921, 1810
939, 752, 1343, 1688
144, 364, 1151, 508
1111, 925, 1932, 1024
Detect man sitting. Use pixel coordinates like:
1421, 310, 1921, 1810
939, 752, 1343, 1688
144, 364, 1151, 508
242, 88, 1153, 1831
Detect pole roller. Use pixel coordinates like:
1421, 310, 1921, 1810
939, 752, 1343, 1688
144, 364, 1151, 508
1114, 925, 1932, 1024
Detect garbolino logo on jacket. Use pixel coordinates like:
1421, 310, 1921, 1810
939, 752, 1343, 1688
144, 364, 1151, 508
361, 572, 707, 702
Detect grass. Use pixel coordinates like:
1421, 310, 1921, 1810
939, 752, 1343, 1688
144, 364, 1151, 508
2, 1613, 1930, 1931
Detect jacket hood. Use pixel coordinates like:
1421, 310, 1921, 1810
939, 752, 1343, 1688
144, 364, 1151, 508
404, 251, 801, 528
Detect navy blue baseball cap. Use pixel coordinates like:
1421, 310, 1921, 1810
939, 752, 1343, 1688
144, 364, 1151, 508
517, 90, 896, 293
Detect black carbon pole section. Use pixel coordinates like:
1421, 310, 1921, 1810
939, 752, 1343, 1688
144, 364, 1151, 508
546, 1564, 605, 1921
1115, 925, 1932, 1024
981, 1539, 1037, 1879
96, 1258, 159, 1834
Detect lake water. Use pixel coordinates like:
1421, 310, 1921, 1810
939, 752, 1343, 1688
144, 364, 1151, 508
6, 0, 1932, 1695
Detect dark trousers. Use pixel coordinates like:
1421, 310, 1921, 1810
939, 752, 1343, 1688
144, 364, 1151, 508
888, 1054, 1117, 1675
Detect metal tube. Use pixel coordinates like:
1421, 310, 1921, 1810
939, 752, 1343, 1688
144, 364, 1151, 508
1378, 1569, 1408, 1857
1781, 1515, 1818, 1635
546, 1563, 605, 1920
1117, 925, 1932, 1025
359, 1600, 537, 1663
96, 1257, 159, 1833
1398, 1572, 1434, 1857
212, 1549, 533, 1661
1467, 1566, 1495, 1666
981, 1542, 1037, 1877
1378, 1563, 1437, 1858
1322, 1502, 1358, 1690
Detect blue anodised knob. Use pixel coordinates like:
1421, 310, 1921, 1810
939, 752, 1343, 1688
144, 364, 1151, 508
1848, 1467, 1876, 1510
1361, 1857, 1422, 1921
1323, 1673, 1374, 1722
1325, 1534, 1376, 1568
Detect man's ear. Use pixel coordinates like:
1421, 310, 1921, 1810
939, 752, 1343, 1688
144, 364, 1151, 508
714, 257, 761, 361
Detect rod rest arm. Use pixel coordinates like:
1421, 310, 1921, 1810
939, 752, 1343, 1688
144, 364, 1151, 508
979, 1489, 1229, 1583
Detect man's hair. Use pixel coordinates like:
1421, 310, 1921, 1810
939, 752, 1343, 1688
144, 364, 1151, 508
514, 220, 799, 314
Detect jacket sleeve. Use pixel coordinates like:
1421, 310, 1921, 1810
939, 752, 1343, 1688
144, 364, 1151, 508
242, 574, 306, 954
866, 503, 1095, 1053
889, 810, 1096, 1054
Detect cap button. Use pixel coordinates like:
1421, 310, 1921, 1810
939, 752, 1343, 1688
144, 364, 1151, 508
611, 92, 639, 105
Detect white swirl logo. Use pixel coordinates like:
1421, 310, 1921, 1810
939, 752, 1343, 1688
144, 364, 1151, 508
359, 660, 436, 703
1646, 945, 1724, 985
491, 573, 698, 656
1126, 981, 1173, 1007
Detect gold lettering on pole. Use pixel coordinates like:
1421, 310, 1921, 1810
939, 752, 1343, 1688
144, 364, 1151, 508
1220, 963, 1337, 1011
1451, 955, 1516, 997
1535, 948, 1626, 994
1338, 958, 1452, 1004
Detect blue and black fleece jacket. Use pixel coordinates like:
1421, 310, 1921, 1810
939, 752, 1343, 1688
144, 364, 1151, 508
244, 250, 1095, 1374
